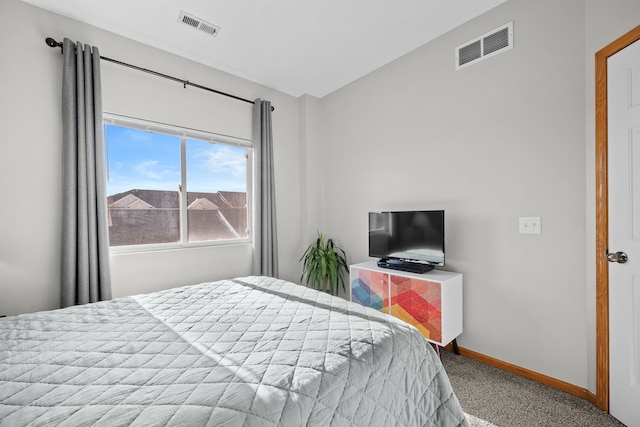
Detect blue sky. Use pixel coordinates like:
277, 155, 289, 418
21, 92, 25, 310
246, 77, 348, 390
105, 125, 248, 196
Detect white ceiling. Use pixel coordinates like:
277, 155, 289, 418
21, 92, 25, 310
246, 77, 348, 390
22, 0, 508, 98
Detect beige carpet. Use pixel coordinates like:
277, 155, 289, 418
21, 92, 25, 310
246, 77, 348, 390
442, 351, 623, 427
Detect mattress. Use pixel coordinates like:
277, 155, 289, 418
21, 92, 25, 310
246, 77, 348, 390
0, 276, 467, 426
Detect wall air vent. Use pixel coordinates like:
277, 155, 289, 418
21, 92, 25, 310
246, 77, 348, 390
178, 11, 221, 37
455, 21, 513, 70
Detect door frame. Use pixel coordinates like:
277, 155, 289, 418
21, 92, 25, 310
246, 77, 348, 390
595, 24, 640, 411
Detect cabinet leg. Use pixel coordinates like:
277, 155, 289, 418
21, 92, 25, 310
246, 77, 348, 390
431, 343, 441, 359
451, 338, 460, 355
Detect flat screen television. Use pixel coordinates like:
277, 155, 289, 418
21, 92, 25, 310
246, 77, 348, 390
369, 210, 444, 273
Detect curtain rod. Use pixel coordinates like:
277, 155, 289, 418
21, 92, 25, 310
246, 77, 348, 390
45, 37, 274, 111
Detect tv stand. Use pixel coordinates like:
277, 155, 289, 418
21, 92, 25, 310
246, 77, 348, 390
377, 258, 434, 274
350, 261, 463, 348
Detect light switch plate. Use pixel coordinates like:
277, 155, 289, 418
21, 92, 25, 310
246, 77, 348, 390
519, 216, 541, 234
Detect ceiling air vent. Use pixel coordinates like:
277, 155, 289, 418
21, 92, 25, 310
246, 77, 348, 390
178, 11, 221, 37
455, 21, 513, 70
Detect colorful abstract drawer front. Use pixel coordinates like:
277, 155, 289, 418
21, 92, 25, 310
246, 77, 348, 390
351, 268, 389, 312
390, 275, 442, 342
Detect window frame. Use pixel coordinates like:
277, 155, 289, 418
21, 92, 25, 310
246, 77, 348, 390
103, 113, 253, 254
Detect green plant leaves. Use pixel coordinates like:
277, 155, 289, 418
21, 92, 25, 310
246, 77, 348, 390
300, 232, 348, 295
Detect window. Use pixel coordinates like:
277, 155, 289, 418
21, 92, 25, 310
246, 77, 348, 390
104, 114, 252, 249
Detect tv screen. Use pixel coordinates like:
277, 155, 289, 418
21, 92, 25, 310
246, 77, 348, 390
369, 210, 445, 267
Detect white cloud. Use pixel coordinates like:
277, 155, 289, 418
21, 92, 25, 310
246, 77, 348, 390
200, 146, 246, 176
134, 160, 165, 180
123, 128, 153, 142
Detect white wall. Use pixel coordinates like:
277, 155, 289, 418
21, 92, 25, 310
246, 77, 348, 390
0, 0, 302, 314
297, 95, 326, 261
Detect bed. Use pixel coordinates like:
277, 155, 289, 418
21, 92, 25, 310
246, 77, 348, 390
0, 276, 467, 426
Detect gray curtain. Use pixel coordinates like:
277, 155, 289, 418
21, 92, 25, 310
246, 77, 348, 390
252, 99, 278, 277
61, 38, 112, 307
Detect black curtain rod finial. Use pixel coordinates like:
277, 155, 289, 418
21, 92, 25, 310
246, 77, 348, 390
45, 37, 62, 49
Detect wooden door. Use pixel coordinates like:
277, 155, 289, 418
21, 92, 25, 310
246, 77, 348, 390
595, 24, 640, 413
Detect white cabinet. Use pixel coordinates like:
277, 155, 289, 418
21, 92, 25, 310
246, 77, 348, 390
350, 261, 463, 347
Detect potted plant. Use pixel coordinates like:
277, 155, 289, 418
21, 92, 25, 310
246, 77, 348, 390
300, 232, 348, 295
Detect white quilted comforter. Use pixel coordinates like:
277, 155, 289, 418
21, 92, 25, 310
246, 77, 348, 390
0, 276, 467, 426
